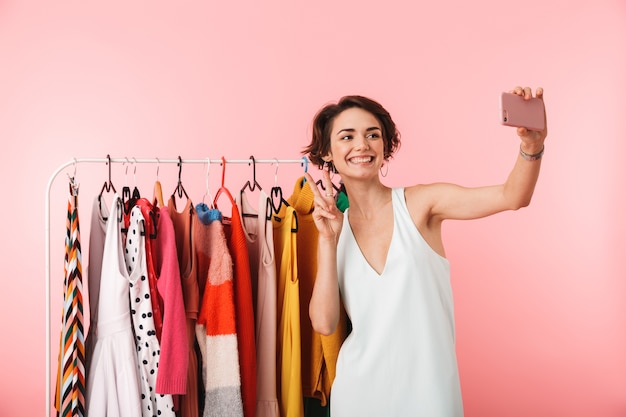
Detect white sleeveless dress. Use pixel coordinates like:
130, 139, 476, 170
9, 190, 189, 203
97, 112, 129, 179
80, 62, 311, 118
331, 187, 463, 416
85, 196, 142, 417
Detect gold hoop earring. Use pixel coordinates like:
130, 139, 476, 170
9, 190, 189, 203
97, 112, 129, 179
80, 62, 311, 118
380, 162, 389, 177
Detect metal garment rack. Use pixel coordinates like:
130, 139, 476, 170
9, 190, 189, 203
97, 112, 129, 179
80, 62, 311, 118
44, 156, 308, 416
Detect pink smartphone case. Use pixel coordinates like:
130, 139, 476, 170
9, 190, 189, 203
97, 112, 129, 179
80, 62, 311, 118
500, 92, 545, 131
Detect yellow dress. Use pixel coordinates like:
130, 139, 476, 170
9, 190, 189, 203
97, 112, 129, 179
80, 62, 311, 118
287, 177, 347, 407
273, 203, 303, 417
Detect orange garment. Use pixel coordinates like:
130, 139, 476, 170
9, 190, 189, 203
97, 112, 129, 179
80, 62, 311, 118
288, 178, 347, 406
223, 201, 257, 417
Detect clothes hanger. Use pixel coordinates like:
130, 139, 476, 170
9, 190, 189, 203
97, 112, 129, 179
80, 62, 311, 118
315, 161, 342, 194
269, 190, 297, 232
270, 159, 285, 213
212, 156, 236, 214
171, 156, 190, 205
67, 158, 79, 198
299, 156, 309, 187
122, 158, 142, 216
120, 158, 134, 232
121, 157, 130, 206
240, 155, 262, 219
241, 155, 263, 193
98, 154, 117, 221
124, 158, 157, 239
269, 159, 297, 232
121, 158, 135, 217
152, 158, 165, 208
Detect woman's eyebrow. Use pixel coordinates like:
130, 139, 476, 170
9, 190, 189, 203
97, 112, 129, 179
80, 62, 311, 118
335, 126, 381, 135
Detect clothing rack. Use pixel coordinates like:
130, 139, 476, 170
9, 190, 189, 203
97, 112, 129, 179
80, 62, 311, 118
44, 156, 309, 416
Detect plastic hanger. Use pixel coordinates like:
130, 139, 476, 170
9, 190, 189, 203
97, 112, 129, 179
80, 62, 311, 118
269, 159, 297, 232
300, 156, 309, 187
98, 154, 117, 221
315, 161, 342, 194
122, 158, 141, 216
171, 156, 190, 203
212, 156, 236, 213
241, 155, 263, 193
121, 158, 131, 207
240, 155, 262, 219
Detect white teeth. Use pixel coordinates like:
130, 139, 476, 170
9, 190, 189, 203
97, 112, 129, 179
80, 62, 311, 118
350, 156, 372, 163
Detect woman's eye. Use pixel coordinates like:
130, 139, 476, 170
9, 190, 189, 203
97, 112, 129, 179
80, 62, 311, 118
367, 133, 380, 139
341, 135, 352, 140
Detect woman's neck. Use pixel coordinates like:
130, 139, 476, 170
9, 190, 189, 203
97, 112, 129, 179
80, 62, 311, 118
343, 178, 391, 219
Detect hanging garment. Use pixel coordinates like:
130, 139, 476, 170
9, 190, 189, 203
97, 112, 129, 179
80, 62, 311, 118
167, 196, 198, 417
55, 180, 85, 417
85, 195, 142, 417
273, 203, 303, 417
192, 202, 224, 413
168, 196, 194, 282
222, 201, 257, 417
84, 195, 108, 376
127, 198, 164, 343
287, 177, 347, 407
154, 207, 189, 395
237, 190, 280, 417
331, 188, 463, 417
195, 203, 244, 417
124, 206, 176, 416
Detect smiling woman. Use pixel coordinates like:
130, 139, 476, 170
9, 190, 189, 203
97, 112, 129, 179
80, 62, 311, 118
304, 96, 401, 174
303, 91, 547, 416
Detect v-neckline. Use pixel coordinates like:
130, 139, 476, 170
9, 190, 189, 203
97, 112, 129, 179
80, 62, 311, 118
346, 198, 395, 277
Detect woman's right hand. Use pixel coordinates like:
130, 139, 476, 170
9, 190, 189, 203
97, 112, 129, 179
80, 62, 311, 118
305, 170, 343, 242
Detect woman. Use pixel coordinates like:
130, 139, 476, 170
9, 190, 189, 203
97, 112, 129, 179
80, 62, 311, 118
303, 87, 547, 416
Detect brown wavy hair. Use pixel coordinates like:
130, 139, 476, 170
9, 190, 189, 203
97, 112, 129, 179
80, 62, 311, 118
303, 95, 401, 172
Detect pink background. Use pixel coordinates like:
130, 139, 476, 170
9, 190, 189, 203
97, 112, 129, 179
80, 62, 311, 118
1, 1, 625, 416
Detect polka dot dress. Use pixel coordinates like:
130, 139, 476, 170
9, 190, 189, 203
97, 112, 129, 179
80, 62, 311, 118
125, 206, 175, 417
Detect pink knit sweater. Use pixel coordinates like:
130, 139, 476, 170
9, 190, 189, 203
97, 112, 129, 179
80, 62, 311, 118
154, 208, 189, 394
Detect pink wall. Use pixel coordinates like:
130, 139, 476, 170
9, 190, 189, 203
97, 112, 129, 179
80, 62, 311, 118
1, 1, 625, 415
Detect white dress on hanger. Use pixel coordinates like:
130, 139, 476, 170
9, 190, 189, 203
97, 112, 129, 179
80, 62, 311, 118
85, 196, 142, 417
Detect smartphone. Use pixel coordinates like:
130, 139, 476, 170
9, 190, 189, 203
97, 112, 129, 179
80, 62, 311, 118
499, 92, 545, 131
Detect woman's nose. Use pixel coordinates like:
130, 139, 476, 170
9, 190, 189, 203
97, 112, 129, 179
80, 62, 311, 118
354, 134, 370, 150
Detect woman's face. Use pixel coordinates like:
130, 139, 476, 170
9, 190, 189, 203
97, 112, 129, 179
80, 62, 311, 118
326, 107, 385, 179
